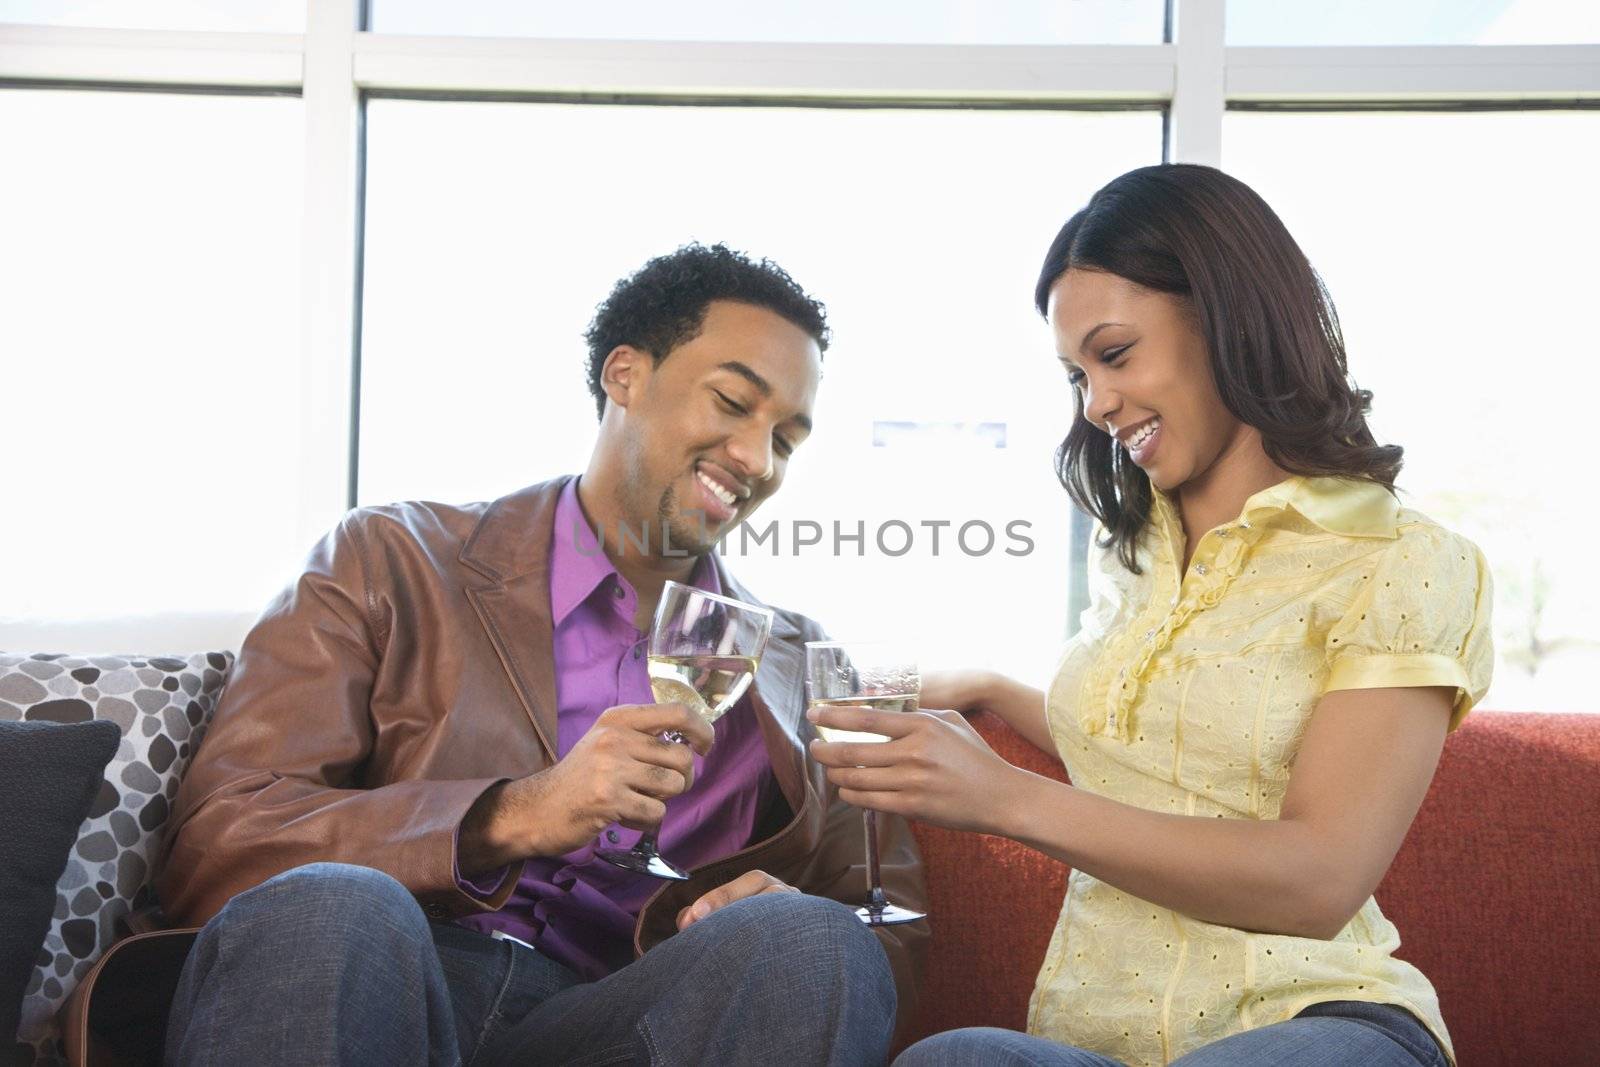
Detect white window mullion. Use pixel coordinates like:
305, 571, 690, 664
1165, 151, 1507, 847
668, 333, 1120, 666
352, 37, 1176, 101
1168, 0, 1226, 166
0, 24, 301, 86
297, 0, 361, 544
1227, 45, 1600, 102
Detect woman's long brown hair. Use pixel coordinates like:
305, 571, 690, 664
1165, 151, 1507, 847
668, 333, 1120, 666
1036, 163, 1403, 574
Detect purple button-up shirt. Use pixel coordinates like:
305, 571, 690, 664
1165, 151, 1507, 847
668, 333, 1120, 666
455, 478, 776, 978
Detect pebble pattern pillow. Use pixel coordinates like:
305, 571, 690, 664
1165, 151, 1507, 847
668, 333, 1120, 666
0, 651, 231, 1067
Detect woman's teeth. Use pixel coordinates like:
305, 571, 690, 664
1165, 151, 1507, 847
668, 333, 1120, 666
697, 470, 738, 507
1128, 419, 1160, 450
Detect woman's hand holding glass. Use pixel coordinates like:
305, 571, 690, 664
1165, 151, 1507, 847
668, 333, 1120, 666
803, 641, 926, 926
807, 699, 1023, 837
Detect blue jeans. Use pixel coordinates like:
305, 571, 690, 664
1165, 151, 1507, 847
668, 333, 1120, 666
893, 1001, 1447, 1067
165, 862, 895, 1066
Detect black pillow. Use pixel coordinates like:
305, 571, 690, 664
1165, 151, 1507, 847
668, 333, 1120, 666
1, 719, 119, 1050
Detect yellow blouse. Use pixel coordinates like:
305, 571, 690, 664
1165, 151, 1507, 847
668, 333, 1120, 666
1030, 475, 1494, 1066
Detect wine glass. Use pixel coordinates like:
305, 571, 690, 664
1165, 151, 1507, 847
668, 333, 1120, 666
596, 580, 774, 880
803, 640, 927, 926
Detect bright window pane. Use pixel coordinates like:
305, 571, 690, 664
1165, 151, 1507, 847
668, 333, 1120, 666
1224, 110, 1600, 712
1228, 0, 1600, 45
373, 0, 1164, 45
0, 89, 304, 622
0, 0, 304, 32
361, 100, 1160, 681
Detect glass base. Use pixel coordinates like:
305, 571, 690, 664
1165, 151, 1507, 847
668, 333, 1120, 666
595, 845, 690, 881
856, 903, 926, 926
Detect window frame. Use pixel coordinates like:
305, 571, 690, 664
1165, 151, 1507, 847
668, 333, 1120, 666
2, 0, 1596, 648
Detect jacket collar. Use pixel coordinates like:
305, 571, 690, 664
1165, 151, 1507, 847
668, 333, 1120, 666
460, 474, 800, 637
459, 476, 569, 584
459, 476, 804, 793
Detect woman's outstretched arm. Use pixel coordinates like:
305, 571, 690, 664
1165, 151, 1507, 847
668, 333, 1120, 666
810, 683, 1453, 941
918, 669, 1054, 755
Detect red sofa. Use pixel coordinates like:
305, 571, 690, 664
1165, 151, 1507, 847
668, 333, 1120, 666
902, 711, 1600, 1065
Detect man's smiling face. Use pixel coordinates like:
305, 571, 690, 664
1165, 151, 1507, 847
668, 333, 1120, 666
610, 299, 820, 555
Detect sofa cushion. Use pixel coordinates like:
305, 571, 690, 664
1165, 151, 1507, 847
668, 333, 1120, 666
1376, 711, 1600, 1066
906, 711, 1072, 1043
0, 652, 231, 1067
0, 719, 119, 1061
903, 711, 1600, 1066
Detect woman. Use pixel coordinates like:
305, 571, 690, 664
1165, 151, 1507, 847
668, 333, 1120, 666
810, 163, 1492, 1067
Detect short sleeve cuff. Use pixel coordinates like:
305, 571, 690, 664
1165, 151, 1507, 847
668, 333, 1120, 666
1325, 652, 1476, 730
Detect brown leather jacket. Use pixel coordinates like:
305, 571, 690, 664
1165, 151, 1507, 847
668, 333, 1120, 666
65, 477, 927, 1064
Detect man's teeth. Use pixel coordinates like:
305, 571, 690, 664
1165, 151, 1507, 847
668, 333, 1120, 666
1128, 419, 1160, 450
697, 470, 738, 507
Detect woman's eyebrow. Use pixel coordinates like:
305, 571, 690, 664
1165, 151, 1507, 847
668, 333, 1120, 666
1078, 321, 1127, 355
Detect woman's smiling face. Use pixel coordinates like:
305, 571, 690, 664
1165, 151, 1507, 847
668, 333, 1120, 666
1047, 267, 1251, 495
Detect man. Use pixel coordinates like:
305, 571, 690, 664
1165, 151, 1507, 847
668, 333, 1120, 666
73, 244, 926, 1066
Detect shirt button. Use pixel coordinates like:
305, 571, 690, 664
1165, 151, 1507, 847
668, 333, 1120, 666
606, 830, 620, 843
1195, 562, 1209, 576
632, 646, 643, 660
1240, 520, 1252, 530
613, 585, 625, 599
1217, 529, 1230, 538
1144, 628, 1155, 640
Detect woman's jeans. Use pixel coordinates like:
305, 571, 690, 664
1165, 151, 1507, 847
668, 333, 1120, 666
894, 1000, 1446, 1067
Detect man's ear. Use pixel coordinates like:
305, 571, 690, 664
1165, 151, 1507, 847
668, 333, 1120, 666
601, 345, 650, 410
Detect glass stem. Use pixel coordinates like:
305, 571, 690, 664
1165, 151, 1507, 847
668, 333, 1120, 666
864, 809, 888, 912
633, 729, 686, 856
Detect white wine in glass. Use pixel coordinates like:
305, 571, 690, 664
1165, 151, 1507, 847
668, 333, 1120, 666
647, 653, 759, 727
597, 581, 773, 881
809, 694, 919, 744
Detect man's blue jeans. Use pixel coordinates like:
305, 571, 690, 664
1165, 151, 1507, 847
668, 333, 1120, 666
164, 863, 896, 1066
893, 1002, 1447, 1067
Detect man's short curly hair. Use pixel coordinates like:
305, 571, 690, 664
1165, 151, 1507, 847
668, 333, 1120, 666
583, 242, 830, 419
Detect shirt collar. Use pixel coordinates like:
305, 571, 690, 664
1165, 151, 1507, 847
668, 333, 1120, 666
1153, 474, 1399, 540
549, 478, 618, 627
548, 477, 723, 628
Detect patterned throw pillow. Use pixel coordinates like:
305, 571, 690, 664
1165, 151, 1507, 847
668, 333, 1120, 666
0, 651, 232, 1067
